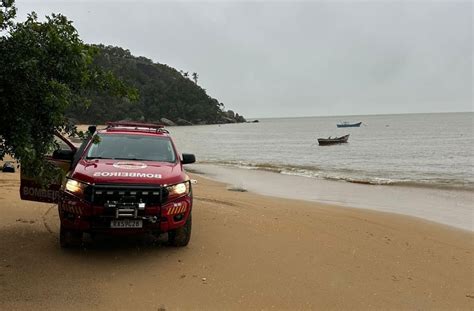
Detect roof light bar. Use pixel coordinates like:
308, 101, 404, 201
106, 121, 165, 129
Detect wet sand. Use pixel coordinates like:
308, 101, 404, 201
0, 168, 473, 310
190, 163, 474, 231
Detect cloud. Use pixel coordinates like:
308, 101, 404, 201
18, 0, 473, 117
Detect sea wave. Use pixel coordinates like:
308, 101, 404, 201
197, 160, 474, 191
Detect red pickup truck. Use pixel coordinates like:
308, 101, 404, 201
20, 122, 195, 248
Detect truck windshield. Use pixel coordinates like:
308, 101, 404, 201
86, 134, 176, 163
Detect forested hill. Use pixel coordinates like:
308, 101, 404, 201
66, 45, 245, 125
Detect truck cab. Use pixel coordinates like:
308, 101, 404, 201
20, 122, 195, 248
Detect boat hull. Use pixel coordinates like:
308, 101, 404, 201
337, 122, 362, 128
317, 134, 350, 145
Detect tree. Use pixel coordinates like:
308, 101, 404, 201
0, 1, 136, 181
192, 72, 199, 84
70, 45, 243, 125
0, 0, 16, 31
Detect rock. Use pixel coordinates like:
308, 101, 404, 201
226, 110, 235, 118
160, 118, 177, 126
221, 117, 236, 124
235, 113, 246, 123
176, 118, 193, 126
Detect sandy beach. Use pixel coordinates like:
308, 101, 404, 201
0, 166, 473, 310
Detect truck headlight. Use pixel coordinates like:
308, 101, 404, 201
166, 182, 190, 199
65, 179, 87, 197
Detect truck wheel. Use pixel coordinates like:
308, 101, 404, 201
59, 226, 82, 248
168, 213, 192, 247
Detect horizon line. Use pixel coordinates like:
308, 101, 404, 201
247, 110, 473, 120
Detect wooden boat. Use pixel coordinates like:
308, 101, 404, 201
318, 134, 349, 146
337, 121, 362, 128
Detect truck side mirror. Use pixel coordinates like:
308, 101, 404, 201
181, 153, 196, 164
88, 125, 97, 134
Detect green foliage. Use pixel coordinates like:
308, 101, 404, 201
0, 1, 135, 181
0, 0, 16, 30
66, 45, 231, 125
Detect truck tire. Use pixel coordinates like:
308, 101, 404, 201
168, 212, 192, 247
59, 225, 82, 248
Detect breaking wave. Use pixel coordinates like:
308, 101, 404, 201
198, 160, 474, 191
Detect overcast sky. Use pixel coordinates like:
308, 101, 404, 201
18, 0, 472, 118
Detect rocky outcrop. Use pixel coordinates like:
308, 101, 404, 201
225, 110, 235, 118
235, 113, 246, 123
221, 117, 237, 123
176, 118, 193, 126
155, 112, 246, 126
160, 118, 176, 126
217, 110, 246, 124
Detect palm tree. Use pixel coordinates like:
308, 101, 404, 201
192, 72, 199, 84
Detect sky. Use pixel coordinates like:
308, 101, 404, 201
17, 0, 473, 118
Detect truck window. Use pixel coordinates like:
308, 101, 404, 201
85, 134, 176, 163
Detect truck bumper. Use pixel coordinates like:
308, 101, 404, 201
58, 192, 192, 234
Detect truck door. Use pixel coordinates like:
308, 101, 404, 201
20, 133, 78, 203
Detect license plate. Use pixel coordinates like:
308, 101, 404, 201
110, 219, 143, 228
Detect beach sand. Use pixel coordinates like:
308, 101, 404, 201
0, 167, 473, 310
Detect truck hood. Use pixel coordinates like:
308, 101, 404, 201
71, 159, 185, 185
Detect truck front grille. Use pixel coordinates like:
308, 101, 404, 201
90, 184, 168, 206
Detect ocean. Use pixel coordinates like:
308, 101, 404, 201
171, 112, 473, 191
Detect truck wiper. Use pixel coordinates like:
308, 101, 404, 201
85, 156, 114, 160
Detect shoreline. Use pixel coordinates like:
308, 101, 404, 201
188, 163, 474, 232
192, 161, 474, 192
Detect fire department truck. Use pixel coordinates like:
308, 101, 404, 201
20, 122, 195, 248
